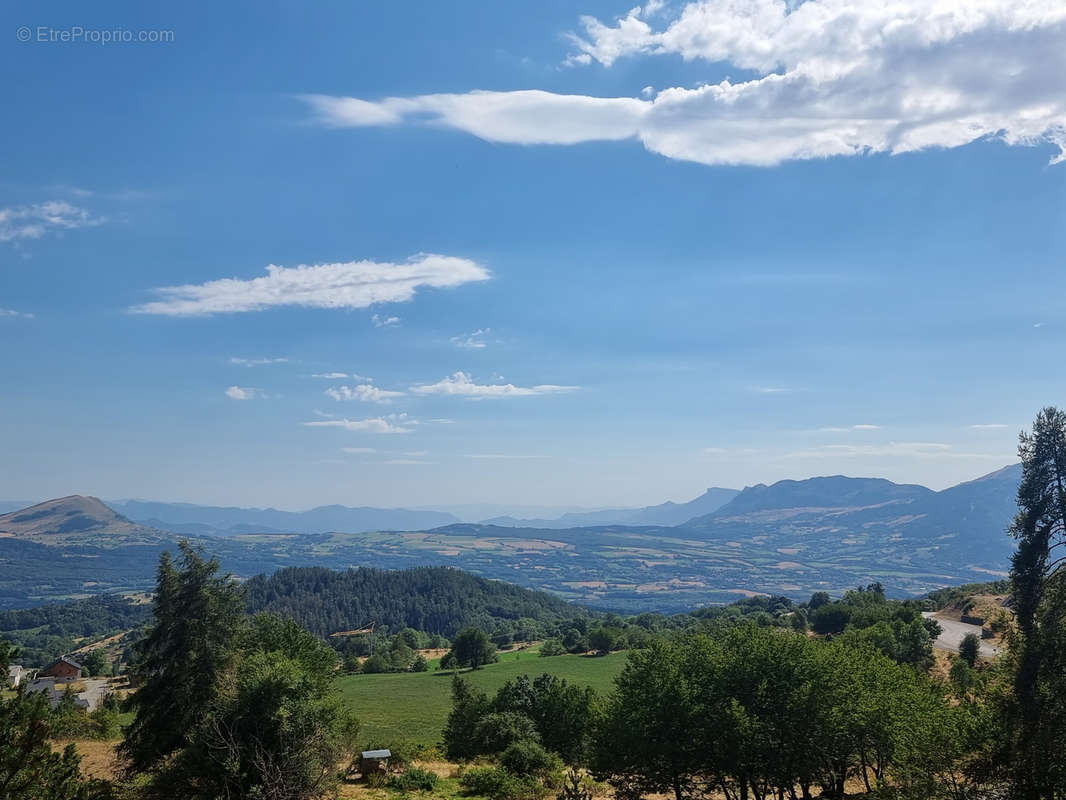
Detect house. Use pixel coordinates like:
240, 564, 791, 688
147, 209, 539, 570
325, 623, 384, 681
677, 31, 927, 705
7, 664, 24, 688
38, 656, 82, 680
25, 677, 94, 710
360, 749, 391, 777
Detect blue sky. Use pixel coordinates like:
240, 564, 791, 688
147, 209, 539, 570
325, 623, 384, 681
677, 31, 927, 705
1, 0, 1065, 510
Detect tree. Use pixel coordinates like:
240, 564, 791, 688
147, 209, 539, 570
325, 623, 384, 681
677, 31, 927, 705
80, 649, 107, 678
492, 673, 597, 764
959, 633, 980, 668
121, 542, 248, 775
592, 638, 705, 800
1008, 407, 1066, 799
448, 628, 497, 670
443, 676, 490, 761
587, 627, 620, 654
808, 592, 832, 610
539, 638, 567, 657
0, 690, 111, 799
811, 603, 851, 635
158, 640, 357, 800
410, 654, 429, 672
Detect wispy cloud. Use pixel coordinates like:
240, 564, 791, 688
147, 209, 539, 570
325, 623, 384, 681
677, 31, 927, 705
412, 371, 579, 398
465, 454, 549, 460
372, 314, 401, 328
451, 328, 491, 349
230, 357, 289, 367
969, 423, 1010, 430
312, 372, 366, 380
753, 387, 789, 394
225, 385, 264, 400
342, 447, 378, 454
0, 201, 104, 243
325, 384, 406, 403
303, 1, 1066, 167
303, 414, 415, 434
130, 254, 490, 316
380, 458, 435, 465
818, 424, 881, 432
0, 308, 34, 319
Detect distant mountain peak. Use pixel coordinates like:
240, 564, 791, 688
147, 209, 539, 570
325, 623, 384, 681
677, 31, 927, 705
703, 475, 933, 520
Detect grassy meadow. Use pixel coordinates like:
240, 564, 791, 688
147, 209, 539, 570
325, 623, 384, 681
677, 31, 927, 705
336, 650, 628, 748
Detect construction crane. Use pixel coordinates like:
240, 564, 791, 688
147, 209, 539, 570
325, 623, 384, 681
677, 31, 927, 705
329, 621, 376, 656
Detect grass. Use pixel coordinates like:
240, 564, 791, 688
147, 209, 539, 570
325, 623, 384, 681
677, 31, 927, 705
336, 651, 627, 748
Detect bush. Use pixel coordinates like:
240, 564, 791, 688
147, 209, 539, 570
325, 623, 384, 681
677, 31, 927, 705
475, 711, 540, 754
410, 654, 429, 672
539, 639, 567, 658
460, 766, 545, 800
500, 739, 559, 776
388, 766, 439, 792
361, 654, 391, 674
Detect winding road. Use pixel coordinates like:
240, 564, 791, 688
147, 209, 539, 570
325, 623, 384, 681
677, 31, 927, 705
922, 612, 1000, 658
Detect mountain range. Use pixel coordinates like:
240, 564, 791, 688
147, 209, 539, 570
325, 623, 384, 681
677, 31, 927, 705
480, 487, 740, 528
0, 464, 1023, 611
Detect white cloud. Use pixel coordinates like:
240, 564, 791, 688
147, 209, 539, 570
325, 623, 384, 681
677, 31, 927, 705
325, 384, 406, 403
412, 371, 579, 398
451, 328, 491, 349
131, 253, 490, 316
342, 447, 378, 453
312, 372, 365, 379
0, 308, 34, 319
304, 1, 1066, 167
303, 414, 415, 434
372, 314, 401, 327
754, 386, 789, 394
225, 385, 264, 400
969, 423, 1010, 429
230, 357, 288, 367
428, 418, 456, 424
380, 459, 435, 465
0, 201, 104, 243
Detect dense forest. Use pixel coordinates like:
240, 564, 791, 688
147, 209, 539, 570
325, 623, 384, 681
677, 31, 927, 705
244, 565, 594, 641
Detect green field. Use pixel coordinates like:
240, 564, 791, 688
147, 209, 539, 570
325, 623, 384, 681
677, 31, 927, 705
336, 651, 628, 748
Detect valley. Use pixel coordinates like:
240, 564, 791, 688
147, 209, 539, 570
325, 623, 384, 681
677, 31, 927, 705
0, 465, 1020, 611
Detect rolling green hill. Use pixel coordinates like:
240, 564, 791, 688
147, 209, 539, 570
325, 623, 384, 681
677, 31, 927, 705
336, 650, 627, 747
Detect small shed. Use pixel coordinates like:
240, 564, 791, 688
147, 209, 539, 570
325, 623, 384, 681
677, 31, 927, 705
38, 656, 82, 680
7, 665, 24, 688
360, 749, 392, 777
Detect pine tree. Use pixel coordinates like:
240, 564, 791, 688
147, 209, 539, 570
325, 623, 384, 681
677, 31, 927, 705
120, 541, 248, 774
1008, 407, 1066, 799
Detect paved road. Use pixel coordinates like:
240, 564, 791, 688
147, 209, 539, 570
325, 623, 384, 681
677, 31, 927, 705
922, 612, 1000, 658
78, 678, 110, 711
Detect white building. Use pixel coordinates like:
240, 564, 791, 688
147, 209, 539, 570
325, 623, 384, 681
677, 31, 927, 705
7, 664, 24, 688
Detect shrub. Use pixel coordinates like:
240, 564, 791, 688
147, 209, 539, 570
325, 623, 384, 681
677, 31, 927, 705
410, 654, 429, 672
500, 739, 559, 776
361, 654, 391, 674
539, 639, 566, 658
475, 711, 540, 754
460, 766, 545, 800
388, 766, 439, 792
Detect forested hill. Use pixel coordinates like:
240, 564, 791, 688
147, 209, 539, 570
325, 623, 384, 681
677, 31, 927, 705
244, 565, 594, 639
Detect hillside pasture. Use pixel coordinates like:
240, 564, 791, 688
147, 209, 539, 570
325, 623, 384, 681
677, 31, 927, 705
336, 650, 626, 747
